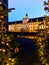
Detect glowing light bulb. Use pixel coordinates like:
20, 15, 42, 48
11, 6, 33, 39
9, 58, 11, 60
6, 43, 9, 46
2, 49, 5, 52
12, 59, 14, 62
1, 16, 4, 18
1, 41, 4, 44
46, 63, 49, 65
6, 63, 9, 65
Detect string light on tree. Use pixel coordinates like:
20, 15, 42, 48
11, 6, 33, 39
0, 1, 19, 65
37, 0, 49, 65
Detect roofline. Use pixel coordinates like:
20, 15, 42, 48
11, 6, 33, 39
8, 16, 45, 24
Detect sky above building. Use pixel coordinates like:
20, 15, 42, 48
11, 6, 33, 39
8, 0, 45, 22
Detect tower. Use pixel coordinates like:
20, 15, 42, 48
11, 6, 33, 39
22, 13, 29, 23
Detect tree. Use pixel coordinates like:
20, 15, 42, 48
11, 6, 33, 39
37, 0, 49, 64
0, 2, 19, 65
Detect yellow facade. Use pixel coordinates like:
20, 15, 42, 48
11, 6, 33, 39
8, 21, 42, 32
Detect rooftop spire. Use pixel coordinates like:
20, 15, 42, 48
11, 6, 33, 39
26, 13, 28, 16
25, 13, 28, 19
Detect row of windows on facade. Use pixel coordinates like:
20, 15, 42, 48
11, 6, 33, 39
8, 20, 49, 32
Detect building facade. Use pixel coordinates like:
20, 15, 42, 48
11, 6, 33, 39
8, 14, 46, 33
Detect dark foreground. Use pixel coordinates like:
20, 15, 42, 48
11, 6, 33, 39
16, 38, 40, 65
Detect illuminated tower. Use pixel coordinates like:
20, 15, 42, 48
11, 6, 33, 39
22, 13, 29, 23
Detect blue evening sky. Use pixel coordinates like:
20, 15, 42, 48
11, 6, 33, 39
8, 0, 45, 22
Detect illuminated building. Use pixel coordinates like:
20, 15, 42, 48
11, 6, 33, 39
8, 14, 45, 33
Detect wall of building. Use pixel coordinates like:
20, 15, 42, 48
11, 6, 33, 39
8, 15, 45, 33
8, 21, 42, 32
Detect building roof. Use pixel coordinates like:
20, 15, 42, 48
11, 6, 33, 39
28, 17, 45, 22
8, 16, 45, 24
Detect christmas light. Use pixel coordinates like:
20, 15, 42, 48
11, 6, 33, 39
37, 0, 49, 64
0, 2, 18, 65
2, 49, 5, 52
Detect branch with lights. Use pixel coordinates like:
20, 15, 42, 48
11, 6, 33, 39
0, 2, 19, 65
37, 0, 49, 65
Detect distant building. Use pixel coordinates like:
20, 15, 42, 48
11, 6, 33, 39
8, 14, 45, 32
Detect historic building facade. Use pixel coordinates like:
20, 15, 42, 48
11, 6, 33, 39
8, 14, 45, 32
